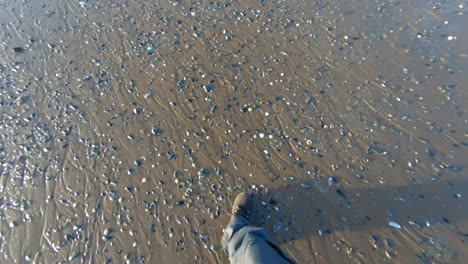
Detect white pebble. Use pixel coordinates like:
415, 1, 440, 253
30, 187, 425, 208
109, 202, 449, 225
388, 221, 402, 229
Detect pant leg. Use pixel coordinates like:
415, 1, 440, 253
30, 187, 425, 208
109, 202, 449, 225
222, 215, 293, 264
221, 215, 249, 255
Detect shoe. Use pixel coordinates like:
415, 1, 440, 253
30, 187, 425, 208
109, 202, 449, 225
231, 192, 253, 220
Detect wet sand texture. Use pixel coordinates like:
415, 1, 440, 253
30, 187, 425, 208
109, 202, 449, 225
0, 0, 467, 263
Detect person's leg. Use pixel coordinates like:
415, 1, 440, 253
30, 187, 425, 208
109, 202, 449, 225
222, 193, 294, 264
221, 214, 249, 254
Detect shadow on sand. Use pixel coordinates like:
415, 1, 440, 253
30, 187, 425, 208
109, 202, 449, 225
250, 177, 468, 243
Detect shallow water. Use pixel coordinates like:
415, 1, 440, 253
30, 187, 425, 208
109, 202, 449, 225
0, 0, 467, 263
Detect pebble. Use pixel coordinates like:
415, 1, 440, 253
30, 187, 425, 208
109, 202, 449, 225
273, 220, 283, 233
209, 244, 217, 252
152, 127, 162, 136
147, 45, 155, 54
388, 221, 402, 229
203, 85, 213, 93
102, 229, 113, 241
198, 168, 209, 178
177, 79, 186, 88
144, 92, 152, 99
385, 250, 396, 259
425, 219, 431, 227
13, 47, 24, 53
328, 177, 338, 186
134, 160, 142, 167
199, 234, 209, 241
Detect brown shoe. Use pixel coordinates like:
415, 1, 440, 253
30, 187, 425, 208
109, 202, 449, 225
231, 192, 253, 220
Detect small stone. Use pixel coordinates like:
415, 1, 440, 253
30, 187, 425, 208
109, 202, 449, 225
13, 47, 24, 53
177, 79, 186, 88
385, 250, 396, 259
388, 221, 401, 229
273, 220, 283, 232
134, 160, 142, 167
152, 127, 162, 136
215, 166, 222, 176
328, 177, 338, 186
199, 234, 209, 241
198, 168, 209, 177
9, 221, 19, 228
103, 229, 111, 236
147, 45, 155, 54
203, 85, 213, 93
425, 219, 431, 227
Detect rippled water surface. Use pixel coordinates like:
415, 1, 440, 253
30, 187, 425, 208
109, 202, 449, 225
1, 0, 467, 263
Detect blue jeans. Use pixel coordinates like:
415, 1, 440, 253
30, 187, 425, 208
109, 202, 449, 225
221, 215, 294, 264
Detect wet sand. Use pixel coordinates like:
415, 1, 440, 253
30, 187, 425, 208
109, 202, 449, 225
0, 0, 467, 263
